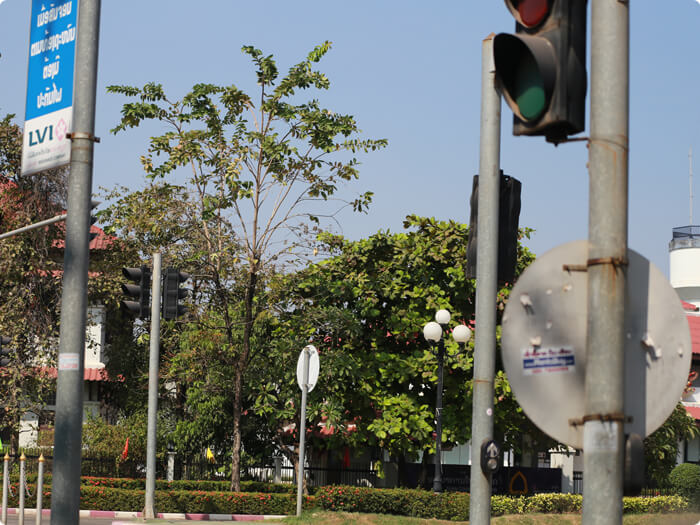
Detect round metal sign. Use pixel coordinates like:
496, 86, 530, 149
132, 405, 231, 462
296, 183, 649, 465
501, 241, 691, 449
296, 344, 320, 392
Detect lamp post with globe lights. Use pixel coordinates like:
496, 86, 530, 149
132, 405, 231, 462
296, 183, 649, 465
423, 309, 472, 493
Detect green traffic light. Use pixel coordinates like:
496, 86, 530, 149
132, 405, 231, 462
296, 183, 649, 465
514, 53, 546, 121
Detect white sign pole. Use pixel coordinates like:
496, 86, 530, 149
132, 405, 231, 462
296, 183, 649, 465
295, 347, 310, 517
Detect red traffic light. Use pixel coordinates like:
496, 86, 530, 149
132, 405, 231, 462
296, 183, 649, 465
495, 0, 587, 143
508, 0, 552, 28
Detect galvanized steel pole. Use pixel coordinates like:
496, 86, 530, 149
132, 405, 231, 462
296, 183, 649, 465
144, 253, 162, 519
50, 1, 101, 523
296, 348, 310, 517
469, 33, 501, 525
582, 1, 629, 524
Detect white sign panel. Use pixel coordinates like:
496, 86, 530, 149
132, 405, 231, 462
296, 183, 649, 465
22, 0, 77, 175
296, 345, 320, 392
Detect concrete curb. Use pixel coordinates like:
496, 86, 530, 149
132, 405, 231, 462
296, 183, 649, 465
2, 508, 287, 521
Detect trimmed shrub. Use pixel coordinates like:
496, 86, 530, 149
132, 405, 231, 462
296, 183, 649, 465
623, 495, 688, 514
523, 493, 583, 513
5, 484, 308, 515
669, 463, 700, 507
315, 486, 469, 521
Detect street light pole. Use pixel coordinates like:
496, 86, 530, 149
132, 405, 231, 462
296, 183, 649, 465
424, 310, 471, 494
433, 336, 445, 493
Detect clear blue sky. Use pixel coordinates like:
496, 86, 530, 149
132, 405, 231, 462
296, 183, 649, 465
1, 1, 698, 277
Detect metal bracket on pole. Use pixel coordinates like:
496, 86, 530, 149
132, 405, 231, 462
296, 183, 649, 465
65, 132, 100, 143
569, 413, 631, 427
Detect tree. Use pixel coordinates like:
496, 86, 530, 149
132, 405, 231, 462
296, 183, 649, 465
247, 215, 546, 483
105, 42, 386, 490
0, 113, 66, 448
645, 402, 699, 487
0, 112, 137, 450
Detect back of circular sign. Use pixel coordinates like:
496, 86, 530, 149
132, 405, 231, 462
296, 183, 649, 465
501, 240, 691, 449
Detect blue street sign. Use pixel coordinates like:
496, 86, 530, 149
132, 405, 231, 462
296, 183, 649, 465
22, 0, 78, 175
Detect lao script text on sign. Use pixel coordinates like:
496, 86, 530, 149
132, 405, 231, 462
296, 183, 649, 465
21, 0, 77, 175
522, 346, 576, 375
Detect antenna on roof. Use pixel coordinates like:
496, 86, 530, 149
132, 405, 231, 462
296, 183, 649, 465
690, 147, 694, 225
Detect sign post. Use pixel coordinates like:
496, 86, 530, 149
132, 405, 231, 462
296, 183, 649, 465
295, 345, 319, 517
22, 0, 77, 175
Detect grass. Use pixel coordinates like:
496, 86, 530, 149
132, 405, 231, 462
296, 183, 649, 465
274, 511, 700, 524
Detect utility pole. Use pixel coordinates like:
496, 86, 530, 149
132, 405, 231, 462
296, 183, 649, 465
50, 1, 101, 523
144, 253, 162, 519
469, 33, 501, 525
582, 1, 629, 524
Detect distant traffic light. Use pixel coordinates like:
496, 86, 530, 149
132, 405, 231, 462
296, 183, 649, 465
466, 171, 522, 284
121, 266, 151, 318
493, 0, 587, 143
162, 268, 190, 320
0, 335, 11, 366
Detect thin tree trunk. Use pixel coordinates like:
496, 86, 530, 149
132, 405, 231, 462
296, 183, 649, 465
229, 366, 243, 491
229, 268, 258, 492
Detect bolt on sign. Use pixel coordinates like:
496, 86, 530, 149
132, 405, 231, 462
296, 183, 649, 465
21, 0, 77, 175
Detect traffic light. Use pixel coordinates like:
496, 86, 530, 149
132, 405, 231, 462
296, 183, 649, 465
465, 171, 522, 284
0, 336, 11, 366
494, 0, 587, 143
121, 266, 151, 318
162, 268, 190, 320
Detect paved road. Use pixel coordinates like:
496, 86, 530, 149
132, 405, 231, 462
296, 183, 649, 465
3, 517, 118, 525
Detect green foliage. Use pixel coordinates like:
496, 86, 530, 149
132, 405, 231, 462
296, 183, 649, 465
669, 463, 700, 506
315, 485, 470, 521
271, 216, 540, 461
104, 43, 385, 489
622, 495, 688, 514
3, 483, 307, 514
644, 403, 700, 486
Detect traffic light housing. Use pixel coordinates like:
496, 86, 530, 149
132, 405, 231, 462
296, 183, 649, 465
121, 266, 151, 318
465, 171, 522, 284
494, 0, 587, 143
0, 336, 11, 366
162, 268, 190, 320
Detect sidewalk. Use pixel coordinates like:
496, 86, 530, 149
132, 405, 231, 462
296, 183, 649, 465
2, 507, 288, 523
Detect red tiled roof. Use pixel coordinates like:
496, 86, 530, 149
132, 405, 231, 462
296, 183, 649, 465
683, 301, 699, 312
52, 224, 114, 250
688, 315, 700, 355
684, 405, 700, 420
42, 366, 111, 381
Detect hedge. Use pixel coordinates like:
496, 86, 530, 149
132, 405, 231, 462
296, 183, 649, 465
3, 484, 309, 515
0, 481, 690, 518
6, 474, 294, 494
315, 486, 470, 521
318, 486, 688, 519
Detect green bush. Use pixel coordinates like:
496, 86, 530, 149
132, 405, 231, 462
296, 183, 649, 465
315, 486, 469, 521
523, 493, 583, 513
2, 474, 294, 494
669, 463, 700, 506
623, 495, 688, 514
4, 484, 308, 515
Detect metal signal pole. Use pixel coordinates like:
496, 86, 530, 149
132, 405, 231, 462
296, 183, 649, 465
51, 1, 101, 523
469, 33, 501, 525
582, 1, 629, 524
